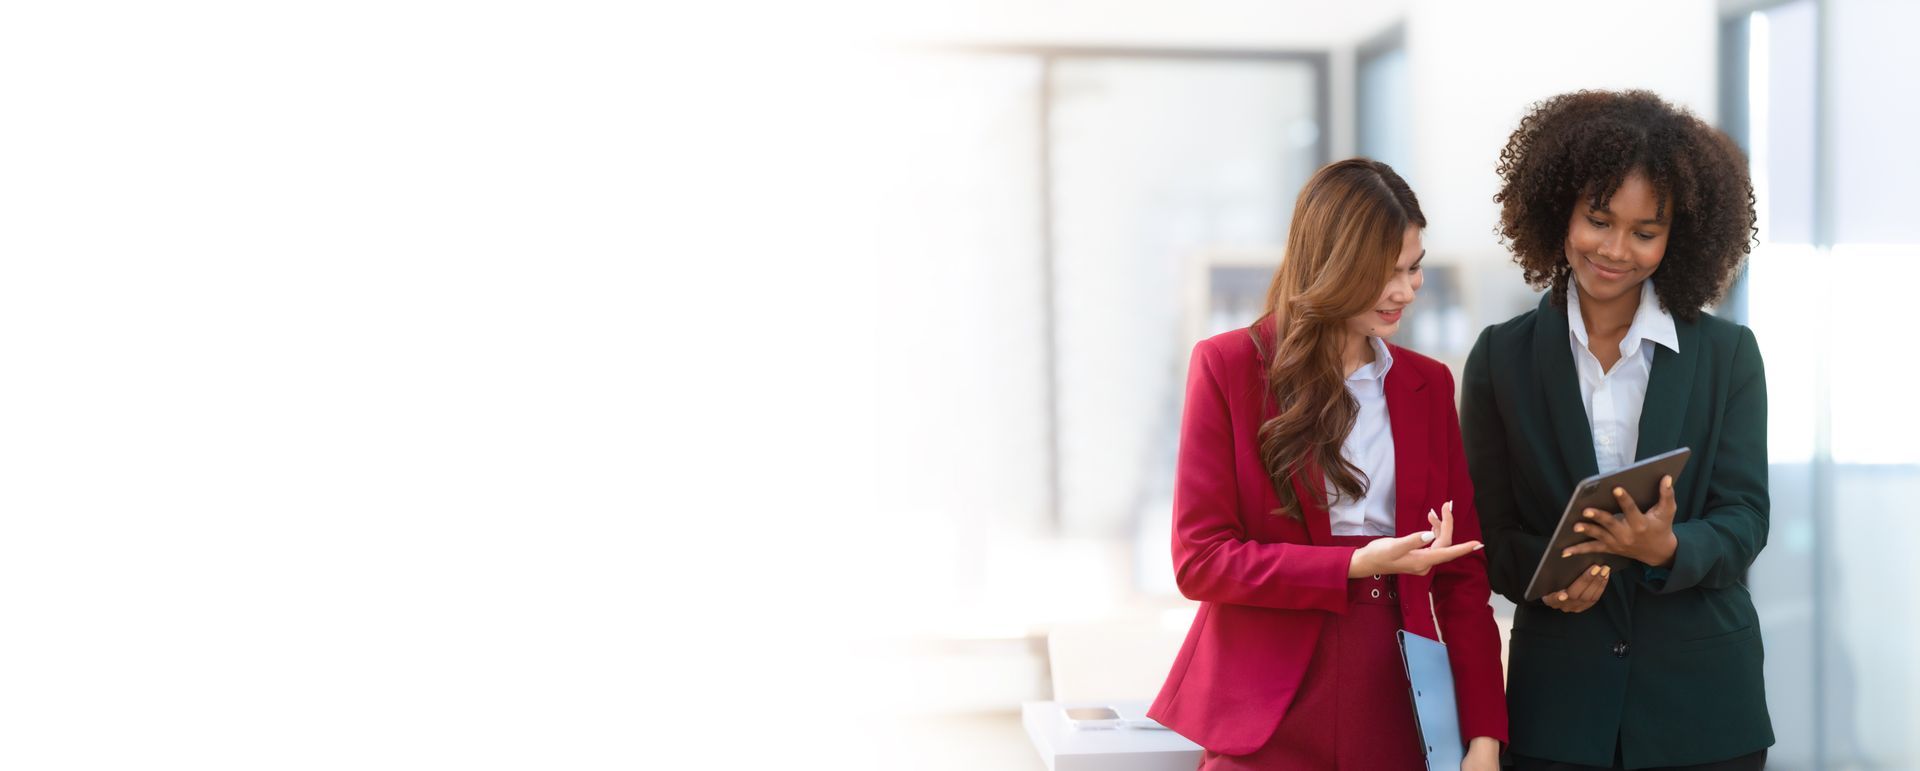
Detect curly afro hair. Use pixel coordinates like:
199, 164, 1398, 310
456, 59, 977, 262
1494, 89, 1756, 321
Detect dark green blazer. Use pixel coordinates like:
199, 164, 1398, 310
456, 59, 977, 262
1462, 293, 1773, 768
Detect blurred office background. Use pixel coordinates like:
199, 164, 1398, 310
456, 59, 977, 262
868, 0, 1920, 768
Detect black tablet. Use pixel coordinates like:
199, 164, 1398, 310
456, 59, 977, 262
1522, 447, 1691, 602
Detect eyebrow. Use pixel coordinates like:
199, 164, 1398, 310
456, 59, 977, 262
1587, 205, 1667, 226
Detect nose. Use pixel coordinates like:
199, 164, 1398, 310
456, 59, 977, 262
1596, 228, 1628, 263
1385, 273, 1415, 304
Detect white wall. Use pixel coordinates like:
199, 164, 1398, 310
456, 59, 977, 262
1405, 0, 1720, 262
880, 0, 1408, 50
873, 0, 1720, 268
878, 0, 1416, 167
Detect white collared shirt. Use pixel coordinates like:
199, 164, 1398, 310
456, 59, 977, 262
1566, 278, 1680, 473
1329, 335, 1397, 537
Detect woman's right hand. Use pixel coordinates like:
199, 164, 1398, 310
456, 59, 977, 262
1540, 564, 1610, 613
1347, 501, 1484, 578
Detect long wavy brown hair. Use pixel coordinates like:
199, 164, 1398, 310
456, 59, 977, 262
1255, 158, 1425, 520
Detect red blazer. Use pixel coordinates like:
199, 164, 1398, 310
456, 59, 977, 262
1147, 324, 1509, 755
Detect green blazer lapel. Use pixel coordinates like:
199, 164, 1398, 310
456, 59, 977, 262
1531, 294, 1600, 482
1634, 315, 1699, 465
1535, 295, 1636, 641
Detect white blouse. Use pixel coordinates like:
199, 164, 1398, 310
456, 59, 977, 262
1329, 335, 1397, 537
1566, 278, 1680, 473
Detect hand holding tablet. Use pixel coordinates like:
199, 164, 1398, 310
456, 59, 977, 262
1523, 448, 1691, 603
1561, 474, 1680, 568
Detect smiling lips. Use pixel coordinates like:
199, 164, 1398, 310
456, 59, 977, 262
1587, 255, 1632, 280
1376, 308, 1403, 323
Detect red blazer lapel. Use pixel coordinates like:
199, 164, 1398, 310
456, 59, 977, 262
1287, 468, 1335, 546
1383, 344, 1431, 538
1383, 346, 1444, 639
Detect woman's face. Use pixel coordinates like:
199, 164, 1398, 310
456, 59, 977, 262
1565, 170, 1669, 303
1345, 224, 1424, 340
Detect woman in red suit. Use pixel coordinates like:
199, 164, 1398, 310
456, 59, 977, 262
1147, 159, 1508, 770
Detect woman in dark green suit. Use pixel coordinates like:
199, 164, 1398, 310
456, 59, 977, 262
1463, 90, 1771, 770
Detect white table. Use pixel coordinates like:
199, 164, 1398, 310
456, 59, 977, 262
1022, 700, 1202, 771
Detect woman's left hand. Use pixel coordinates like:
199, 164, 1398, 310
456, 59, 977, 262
1462, 736, 1500, 771
1560, 475, 1679, 568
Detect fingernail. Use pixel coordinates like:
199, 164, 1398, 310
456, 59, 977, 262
1584, 510, 1596, 518
1420, 531, 1436, 543
1602, 566, 1612, 577
1561, 549, 1571, 558
1614, 487, 1626, 496
1590, 565, 1600, 576
1558, 592, 1569, 601
1473, 543, 1485, 551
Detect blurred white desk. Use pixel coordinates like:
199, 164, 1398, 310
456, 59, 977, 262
1022, 700, 1202, 771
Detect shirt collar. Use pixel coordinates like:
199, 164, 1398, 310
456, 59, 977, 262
1347, 335, 1394, 382
1567, 278, 1680, 357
